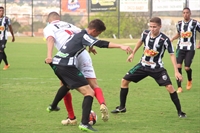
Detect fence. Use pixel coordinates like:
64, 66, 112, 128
0, 0, 200, 38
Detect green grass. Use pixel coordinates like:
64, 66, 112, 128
0, 37, 200, 133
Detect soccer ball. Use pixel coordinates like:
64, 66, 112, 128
88, 110, 97, 125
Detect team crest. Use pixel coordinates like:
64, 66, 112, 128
162, 75, 167, 80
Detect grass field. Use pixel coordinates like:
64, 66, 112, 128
0, 37, 200, 133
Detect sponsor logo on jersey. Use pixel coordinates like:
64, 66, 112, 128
56, 51, 69, 58
181, 31, 192, 38
0, 26, 5, 31
52, 57, 61, 64
144, 49, 159, 57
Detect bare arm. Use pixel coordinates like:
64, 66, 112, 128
8, 25, 15, 42
45, 36, 55, 64
127, 39, 143, 62
108, 42, 133, 54
170, 54, 182, 81
170, 33, 180, 42
197, 40, 200, 49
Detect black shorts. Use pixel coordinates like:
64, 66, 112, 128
50, 64, 88, 89
176, 49, 195, 67
0, 40, 7, 51
123, 63, 172, 86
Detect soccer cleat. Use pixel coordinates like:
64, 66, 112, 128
79, 123, 97, 132
61, 117, 77, 125
178, 111, 186, 118
100, 104, 109, 122
111, 106, 126, 113
177, 87, 183, 93
3, 64, 10, 70
46, 105, 60, 113
186, 80, 192, 90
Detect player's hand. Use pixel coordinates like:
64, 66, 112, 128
45, 57, 52, 64
127, 53, 134, 62
120, 46, 133, 54
196, 43, 200, 49
175, 72, 183, 82
89, 47, 97, 55
12, 37, 15, 42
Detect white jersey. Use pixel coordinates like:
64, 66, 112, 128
43, 20, 81, 50
43, 20, 96, 78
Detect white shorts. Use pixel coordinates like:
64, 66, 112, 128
76, 50, 96, 78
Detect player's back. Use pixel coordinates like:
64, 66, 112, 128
43, 20, 81, 50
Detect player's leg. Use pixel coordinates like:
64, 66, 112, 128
184, 51, 195, 90
47, 64, 71, 112
77, 50, 108, 121
77, 85, 97, 132
87, 78, 109, 122
111, 64, 147, 113
0, 51, 3, 64
176, 49, 185, 93
153, 68, 186, 118
61, 81, 77, 126
0, 41, 5, 64
47, 85, 70, 112
1, 40, 9, 70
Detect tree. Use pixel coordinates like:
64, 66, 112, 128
10, 18, 21, 33
89, 11, 149, 38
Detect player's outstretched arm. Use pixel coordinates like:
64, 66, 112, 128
127, 39, 142, 62
8, 25, 15, 42
108, 42, 133, 54
197, 41, 200, 49
45, 36, 55, 64
170, 54, 183, 82
170, 33, 180, 42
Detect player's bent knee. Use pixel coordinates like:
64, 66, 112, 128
121, 79, 130, 88
184, 67, 190, 71
165, 84, 175, 93
77, 85, 94, 97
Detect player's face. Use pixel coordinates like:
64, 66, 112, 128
183, 9, 191, 21
0, 8, 4, 17
149, 22, 161, 37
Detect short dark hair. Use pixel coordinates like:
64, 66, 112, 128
88, 19, 106, 32
183, 7, 191, 12
47, 11, 60, 22
0, 6, 4, 10
150, 17, 161, 26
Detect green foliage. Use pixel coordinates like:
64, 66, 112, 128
33, 21, 46, 32
61, 13, 82, 27
10, 18, 21, 33
89, 12, 149, 38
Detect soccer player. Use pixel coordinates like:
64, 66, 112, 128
45, 18, 132, 132
170, 7, 200, 93
43, 12, 132, 127
111, 17, 186, 118
0, 6, 15, 70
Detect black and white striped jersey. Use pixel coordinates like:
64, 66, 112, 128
176, 19, 200, 51
0, 16, 11, 41
139, 30, 174, 69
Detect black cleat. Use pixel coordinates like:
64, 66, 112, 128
79, 123, 98, 132
178, 111, 186, 118
111, 106, 126, 113
46, 105, 60, 113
